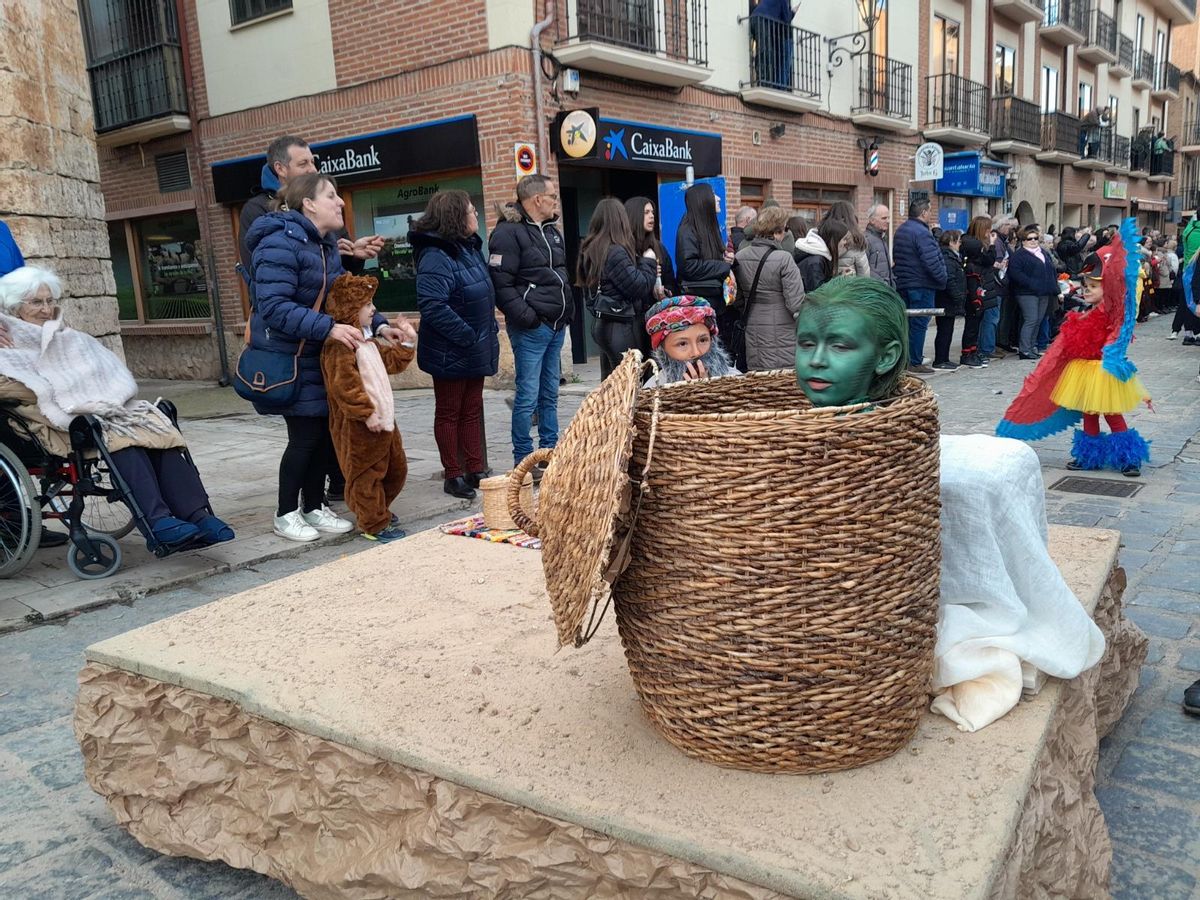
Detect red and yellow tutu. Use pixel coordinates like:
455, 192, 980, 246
1050, 358, 1149, 414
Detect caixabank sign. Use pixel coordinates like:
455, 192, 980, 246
551, 112, 722, 177
211, 115, 481, 204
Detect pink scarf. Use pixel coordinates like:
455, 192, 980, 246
356, 341, 394, 432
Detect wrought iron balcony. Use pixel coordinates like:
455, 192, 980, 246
1041, 0, 1087, 44
1182, 186, 1200, 212
555, 0, 711, 87
740, 17, 822, 113
1181, 119, 1200, 153
991, 95, 1042, 153
925, 73, 989, 144
1112, 35, 1135, 76
1079, 8, 1117, 63
81, 0, 188, 141
1037, 111, 1082, 164
1150, 149, 1176, 180
850, 53, 912, 131
1107, 133, 1132, 172
1077, 125, 1115, 168
1152, 61, 1181, 98
995, 0, 1045, 24
1131, 134, 1152, 173
1132, 49, 1155, 87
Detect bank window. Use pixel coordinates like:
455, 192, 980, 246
740, 178, 767, 209
230, 0, 291, 27
791, 183, 853, 222
1041, 66, 1059, 113
933, 15, 960, 76
1078, 82, 1093, 118
994, 44, 1015, 96
349, 174, 486, 314
109, 213, 211, 322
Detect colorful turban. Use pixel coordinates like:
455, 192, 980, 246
644, 295, 718, 350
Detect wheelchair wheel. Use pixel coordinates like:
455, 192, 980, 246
80, 486, 136, 540
66, 533, 121, 580
0, 442, 40, 578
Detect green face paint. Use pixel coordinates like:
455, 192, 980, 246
794, 305, 885, 408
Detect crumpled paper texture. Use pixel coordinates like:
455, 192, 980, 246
987, 565, 1148, 900
74, 664, 784, 900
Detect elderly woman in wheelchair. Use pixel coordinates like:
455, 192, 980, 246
0, 266, 232, 578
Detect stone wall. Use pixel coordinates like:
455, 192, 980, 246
0, 0, 120, 356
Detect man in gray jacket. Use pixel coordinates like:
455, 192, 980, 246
865, 203, 894, 287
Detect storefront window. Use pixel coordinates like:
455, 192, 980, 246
349, 173, 486, 313
108, 222, 137, 321
136, 213, 210, 320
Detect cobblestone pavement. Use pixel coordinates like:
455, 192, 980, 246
0, 315, 1198, 898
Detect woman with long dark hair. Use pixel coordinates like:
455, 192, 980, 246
577, 197, 658, 379
792, 218, 847, 293
823, 200, 870, 277
624, 195, 676, 297
411, 189, 499, 500
675, 183, 735, 334
961, 214, 999, 367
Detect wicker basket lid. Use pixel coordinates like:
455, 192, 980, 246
509, 351, 644, 648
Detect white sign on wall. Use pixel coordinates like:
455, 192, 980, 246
914, 142, 945, 181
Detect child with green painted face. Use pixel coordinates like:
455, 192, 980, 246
794, 275, 908, 408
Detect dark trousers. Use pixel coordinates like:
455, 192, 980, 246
1172, 297, 1200, 333
933, 299, 958, 365
111, 447, 210, 537
432, 377, 485, 480
960, 305, 981, 357
279, 415, 334, 516
997, 292, 1019, 349
592, 316, 643, 380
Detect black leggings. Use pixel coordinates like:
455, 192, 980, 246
278, 415, 334, 516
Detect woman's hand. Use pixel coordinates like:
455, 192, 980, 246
642, 248, 657, 259
380, 314, 417, 344
723, 248, 736, 264
683, 359, 709, 381
329, 323, 366, 350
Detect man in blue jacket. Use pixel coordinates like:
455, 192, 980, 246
892, 198, 947, 374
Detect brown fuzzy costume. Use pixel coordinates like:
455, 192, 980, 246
320, 274, 414, 535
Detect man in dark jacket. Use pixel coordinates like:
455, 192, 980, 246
892, 198, 947, 374
865, 203, 894, 286
488, 174, 572, 469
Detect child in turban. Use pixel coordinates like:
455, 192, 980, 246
643, 295, 740, 387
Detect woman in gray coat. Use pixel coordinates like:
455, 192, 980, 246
733, 206, 807, 370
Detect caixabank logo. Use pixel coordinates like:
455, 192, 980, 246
556, 109, 598, 159
603, 128, 627, 161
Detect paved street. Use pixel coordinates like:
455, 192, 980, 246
1, 316, 1199, 898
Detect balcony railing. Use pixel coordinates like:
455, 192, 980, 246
1151, 150, 1176, 177
1181, 119, 1200, 148
853, 53, 912, 120
1154, 60, 1181, 94
1110, 133, 1132, 169
81, 0, 188, 133
1041, 111, 1081, 156
1115, 35, 1135, 72
927, 73, 990, 133
1084, 8, 1117, 55
992, 95, 1042, 146
746, 17, 820, 100
1135, 49, 1155, 83
1182, 186, 1200, 211
1043, 0, 1087, 33
567, 0, 708, 66
1131, 134, 1152, 171
1081, 125, 1116, 163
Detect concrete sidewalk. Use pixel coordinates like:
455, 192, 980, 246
0, 363, 604, 632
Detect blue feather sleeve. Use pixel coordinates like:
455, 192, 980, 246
1101, 217, 1140, 382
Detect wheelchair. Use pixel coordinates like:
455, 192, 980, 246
0, 399, 213, 580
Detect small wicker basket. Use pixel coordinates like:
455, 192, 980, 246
510, 352, 941, 775
481, 473, 532, 532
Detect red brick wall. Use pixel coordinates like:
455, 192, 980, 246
98, 134, 195, 218
327, 0, 490, 88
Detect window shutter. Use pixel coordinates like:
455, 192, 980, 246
155, 152, 191, 193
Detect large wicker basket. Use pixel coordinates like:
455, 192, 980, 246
510, 353, 941, 774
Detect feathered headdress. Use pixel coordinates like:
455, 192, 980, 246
997, 217, 1141, 441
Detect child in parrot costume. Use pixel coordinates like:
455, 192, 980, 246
997, 217, 1151, 476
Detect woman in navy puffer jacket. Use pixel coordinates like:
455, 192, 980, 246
411, 190, 499, 500
1007, 224, 1060, 360
246, 173, 392, 542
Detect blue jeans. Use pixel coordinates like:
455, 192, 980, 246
508, 323, 565, 467
1037, 314, 1051, 352
900, 287, 935, 365
978, 305, 1000, 355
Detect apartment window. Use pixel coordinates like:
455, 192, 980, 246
933, 15, 960, 76
1155, 29, 1166, 68
1134, 14, 1144, 60
1110, 95, 1119, 123
109, 213, 211, 322
1041, 66, 1059, 113
873, 0, 888, 57
792, 183, 854, 223
994, 44, 1015, 95
739, 179, 768, 210
230, 0, 291, 26
1078, 82, 1093, 117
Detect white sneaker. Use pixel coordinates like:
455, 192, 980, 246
301, 505, 353, 534
1148, 311, 1160, 318
274, 509, 319, 542
1168, 332, 1179, 340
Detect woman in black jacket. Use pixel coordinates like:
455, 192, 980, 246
1055, 226, 1085, 276
675, 183, 735, 336
960, 220, 999, 368
624, 195, 676, 297
578, 197, 657, 380
932, 230, 967, 370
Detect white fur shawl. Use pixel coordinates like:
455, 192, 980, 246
0, 314, 173, 439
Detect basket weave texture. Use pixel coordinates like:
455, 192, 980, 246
481, 474, 532, 532
615, 370, 941, 773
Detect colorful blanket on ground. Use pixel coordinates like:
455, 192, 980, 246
439, 515, 542, 550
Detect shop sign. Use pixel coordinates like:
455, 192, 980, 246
934, 152, 1007, 198
514, 142, 538, 177
915, 142, 944, 181
1103, 180, 1128, 200
938, 206, 971, 231
551, 109, 599, 159
556, 116, 722, 176
211, 114, 480, 205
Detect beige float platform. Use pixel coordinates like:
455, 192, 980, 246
75, 526, 1146, 900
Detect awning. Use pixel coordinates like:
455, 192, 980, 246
1130, 196, 1168, 209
